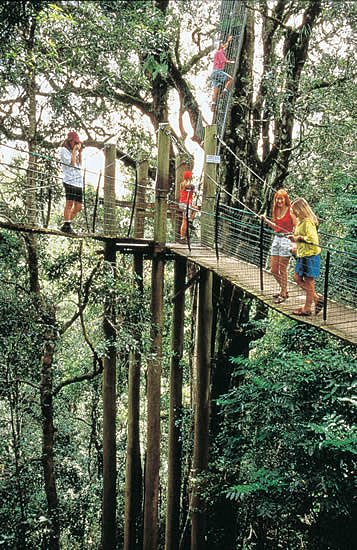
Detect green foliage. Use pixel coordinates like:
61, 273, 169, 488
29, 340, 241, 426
208, 325, 356, 549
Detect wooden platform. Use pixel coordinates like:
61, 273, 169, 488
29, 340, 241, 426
168, 243, 357, 346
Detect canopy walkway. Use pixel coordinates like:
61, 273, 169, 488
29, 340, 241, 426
0, 139, 356, 345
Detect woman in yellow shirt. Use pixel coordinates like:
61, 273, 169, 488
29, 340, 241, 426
289, 198, 323, 316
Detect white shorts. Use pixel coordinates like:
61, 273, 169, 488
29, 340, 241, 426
271, 235, 292, 257
179, 202, 198, 213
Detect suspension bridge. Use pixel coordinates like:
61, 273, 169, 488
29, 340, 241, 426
0, 129, 356, 345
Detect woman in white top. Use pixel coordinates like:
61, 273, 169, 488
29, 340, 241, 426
59, 131, 83, 233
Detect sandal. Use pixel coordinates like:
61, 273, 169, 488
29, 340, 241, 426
315, 296, 324, 315
274, 295, 288, 304
292, 308, 312, 317
273, 292, 289, 299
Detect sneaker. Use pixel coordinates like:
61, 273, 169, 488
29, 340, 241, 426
60, 222, 75, 234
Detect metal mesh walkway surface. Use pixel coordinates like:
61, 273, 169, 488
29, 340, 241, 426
168, 242, 357, 346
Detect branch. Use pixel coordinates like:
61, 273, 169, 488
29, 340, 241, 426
304, 75, 349, 94
246, 1, 291, 32
167, 54, 207, 143
14, 378, 41, 391
181, 44, 214, 74
53, 358, 103, 396
60, 258, 102, 336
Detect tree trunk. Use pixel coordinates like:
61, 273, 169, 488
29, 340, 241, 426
40, 324, 60, 550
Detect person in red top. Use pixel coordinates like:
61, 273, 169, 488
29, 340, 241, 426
178, 170, 198, 240
211, 35, 234, 111
261, 189, 297, 303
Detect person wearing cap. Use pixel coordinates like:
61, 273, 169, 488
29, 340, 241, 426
59, 131, 83, 233
178, 170, 198, 241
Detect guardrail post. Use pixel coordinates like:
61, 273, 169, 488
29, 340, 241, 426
259, 217, 264, 292
202, 125, 217, 247
154, 123, 170, 245
323, 251, 330, 321
104, 144, 117, 235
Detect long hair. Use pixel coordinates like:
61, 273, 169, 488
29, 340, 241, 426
291, 197, 319, 226
272, 189, 291, 221
62, 138, 72, 151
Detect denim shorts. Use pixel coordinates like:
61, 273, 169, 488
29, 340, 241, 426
270, 235, 292, 257
211, 69, 230, 88
295, 255, 321, 278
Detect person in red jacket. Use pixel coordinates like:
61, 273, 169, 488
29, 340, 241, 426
178, 170, 198, 240
211, 35, 234, 111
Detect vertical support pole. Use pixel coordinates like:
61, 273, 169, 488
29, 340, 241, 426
165, 256, 187, 550
102, 150, 117, 549
259, 217, 264, 292
323, 251, 330, 321
104, 144, 117, 235
143, 123, 170, 550
214, 190, 220, 260
124, 161, 147, 550
154, 123, 170, 244
134, 159, 148, 238
92, 171, 102, 233
202, 125, 217, 246
191, 268, 213, 550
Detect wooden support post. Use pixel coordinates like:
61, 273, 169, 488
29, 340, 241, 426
104, 144, 117, 235
101, 147, 117, 550
201, 125, 217, 246
165, 255, 187, 550
154, 123, 170, 244
124, 322, 143, 550
124, 161, 147, 550
191, 268, 213, 550
143, 123, 170, 550
134, 159, 148, 238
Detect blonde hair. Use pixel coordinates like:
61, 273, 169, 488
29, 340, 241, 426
291, 197, 319, 226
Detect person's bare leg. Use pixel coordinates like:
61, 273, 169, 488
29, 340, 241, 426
279, 257, 290, 298
223, 76, 233, 91
212, 87, 219, 103
72, 200, 82, 220
270, 256, 281, 291
303, 277, 315, 312
64, 199, 74, 221
294, 273, 314, 312
180, 217, 187, 239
